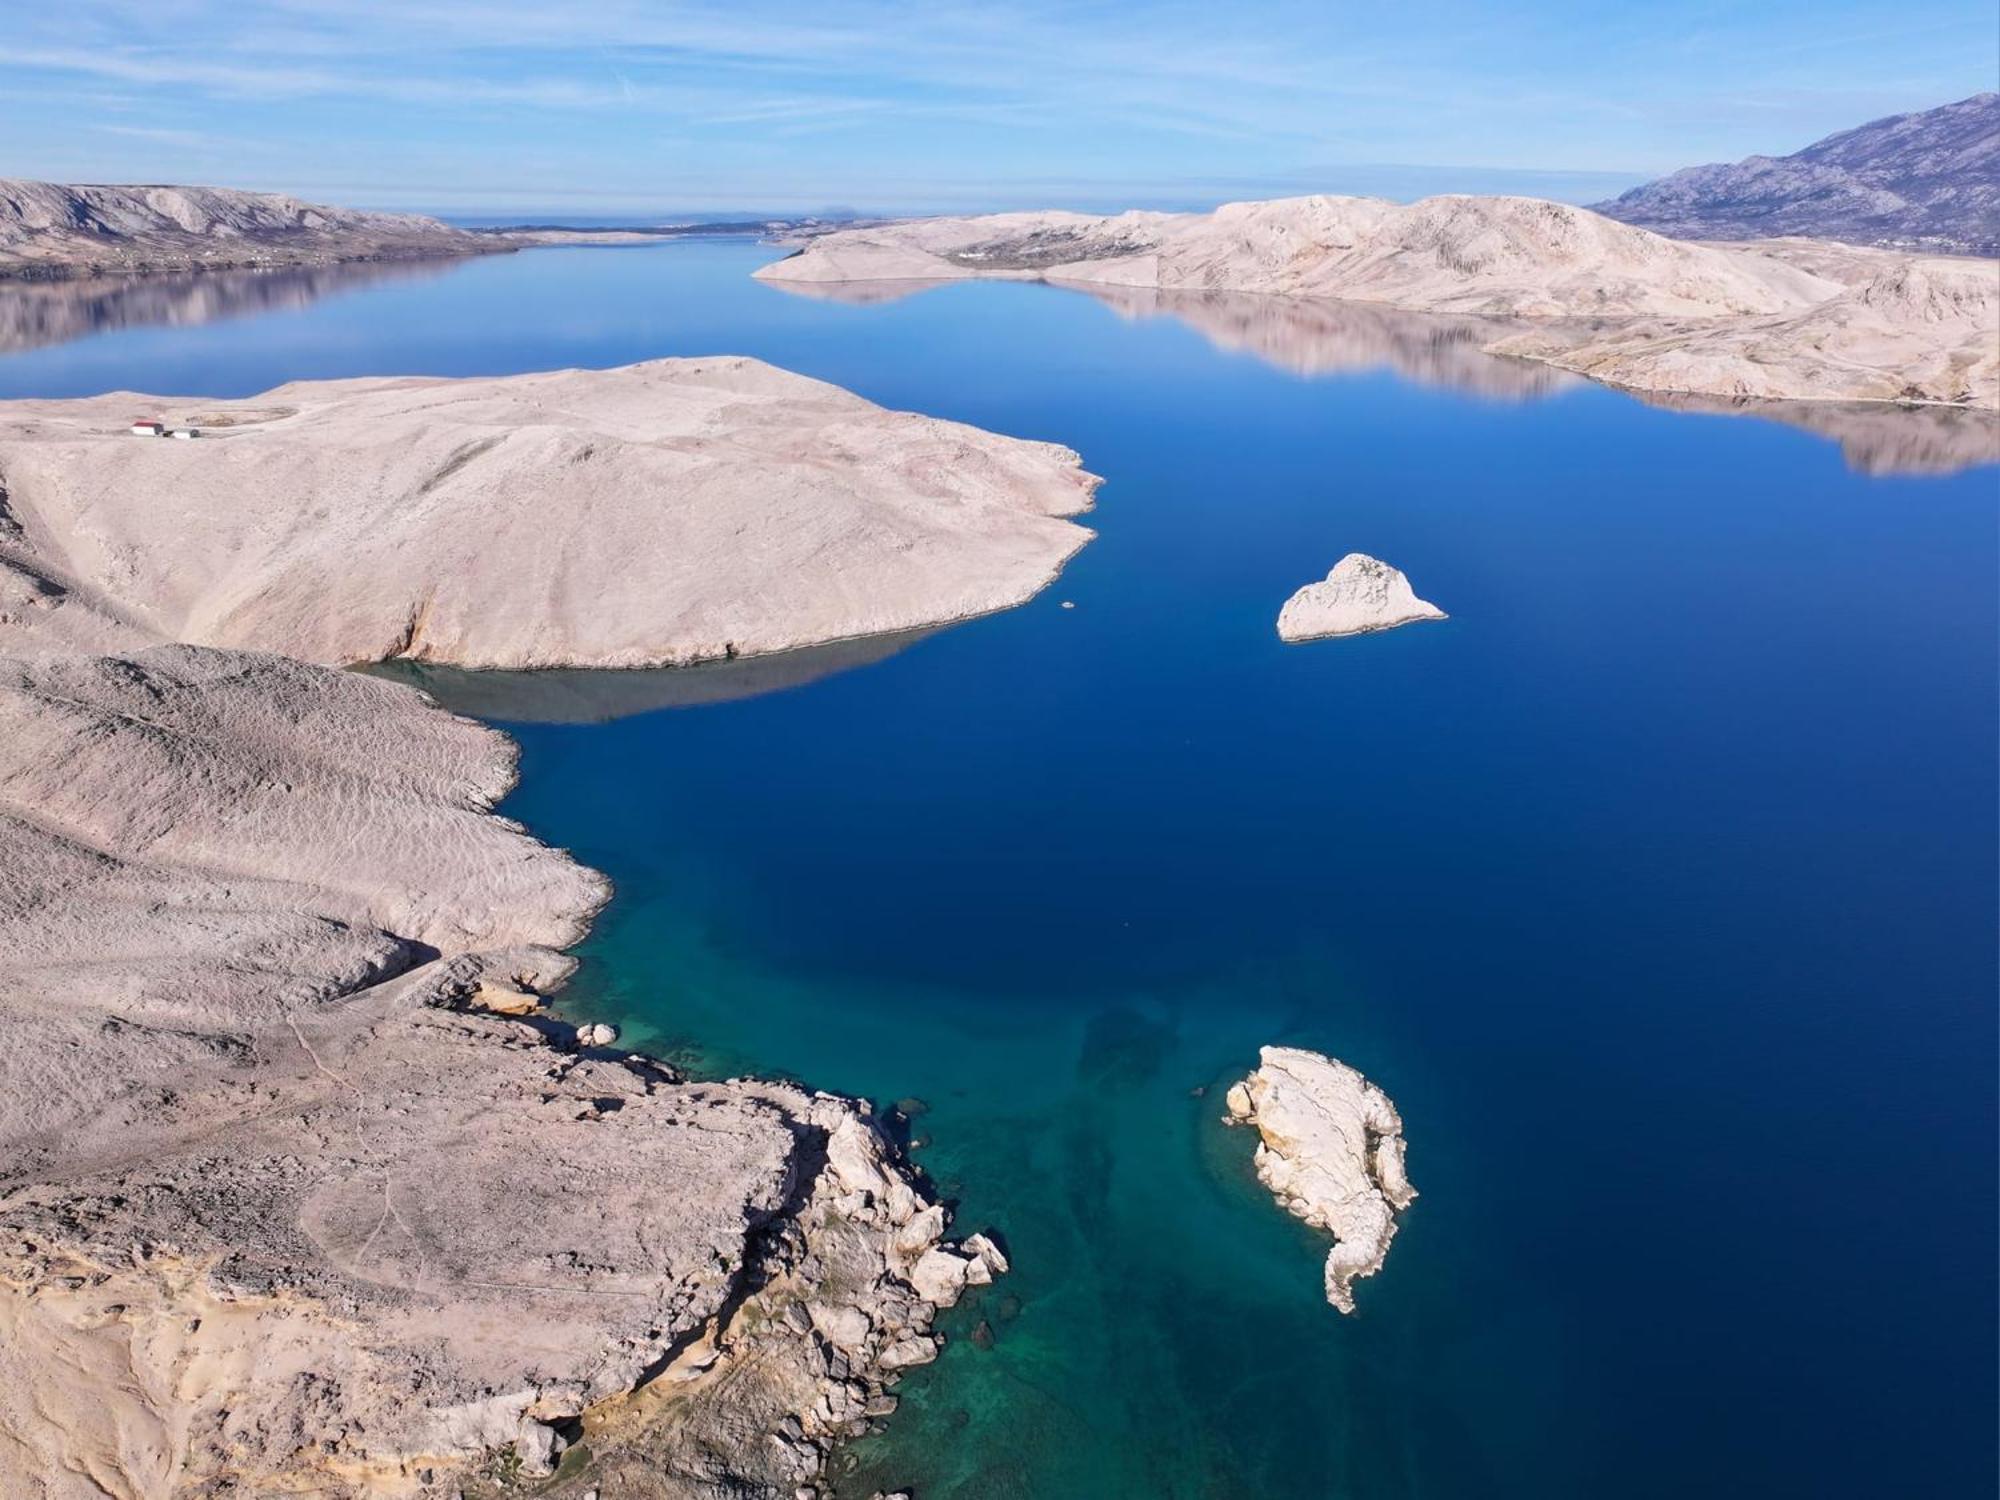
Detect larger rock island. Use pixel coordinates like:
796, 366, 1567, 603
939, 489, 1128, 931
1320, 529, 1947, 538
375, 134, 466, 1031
1225, 1047, 1417, 1314
755, 194, 1999, 409
0, 359, 1086, 1499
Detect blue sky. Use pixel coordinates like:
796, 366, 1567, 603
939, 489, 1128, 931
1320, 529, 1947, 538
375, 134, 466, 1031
10, 1, 1995, 214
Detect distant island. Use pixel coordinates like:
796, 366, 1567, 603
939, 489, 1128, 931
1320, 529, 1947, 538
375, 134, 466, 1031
1593, 92, 2000, 257
0, 179, 876, 280
464, 216, 872, 246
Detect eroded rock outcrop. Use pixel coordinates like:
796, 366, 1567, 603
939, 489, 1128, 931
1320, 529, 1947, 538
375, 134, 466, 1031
1225, 1047, 1416, 1313
1277, 554, 1446, 642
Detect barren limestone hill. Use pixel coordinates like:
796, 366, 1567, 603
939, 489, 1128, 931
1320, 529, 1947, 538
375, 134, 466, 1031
756, 194, 2000, 408
0, 357, 1085, 1498
1594, 92, 2000, 255
0, 178, 498, 278
0, 356, 1100, 669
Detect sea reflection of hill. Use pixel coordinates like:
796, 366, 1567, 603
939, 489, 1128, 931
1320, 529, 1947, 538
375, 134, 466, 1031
1076, 285, 2000, 476
768, 273, 1995, 477
366, 628, 936, 726
1066, 283, 1584, 400
1638, 392, 2000, 478
0, 260, 454, 354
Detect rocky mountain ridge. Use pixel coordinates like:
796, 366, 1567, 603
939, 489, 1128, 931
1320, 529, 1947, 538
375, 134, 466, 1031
0, 178, 498, 279
1593, 93, 2000, 255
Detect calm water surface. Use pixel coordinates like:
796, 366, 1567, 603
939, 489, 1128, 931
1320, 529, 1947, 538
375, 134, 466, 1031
5, 242, 1994, 1498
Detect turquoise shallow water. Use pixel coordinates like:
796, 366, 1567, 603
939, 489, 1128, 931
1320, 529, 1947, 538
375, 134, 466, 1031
5, 241, 1995, 1497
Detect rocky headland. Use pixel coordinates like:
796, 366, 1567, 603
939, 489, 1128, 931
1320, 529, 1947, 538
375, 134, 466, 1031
1277, 555, 1446, 642
0, 359, 1090, 1498
755, 194, 2000, 409
0, 357, 1098, 668
1225, 1047, 1417, 1313
0, 180, 503, 281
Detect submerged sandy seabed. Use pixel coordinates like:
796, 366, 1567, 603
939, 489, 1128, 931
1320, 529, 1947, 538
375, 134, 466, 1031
0, 358, 1092, 1498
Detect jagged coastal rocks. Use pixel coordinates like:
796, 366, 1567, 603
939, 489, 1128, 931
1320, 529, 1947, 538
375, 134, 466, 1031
0, 359, 1086, 1498
0, 178, 499, 279
1224, 1047, 1417, 1313
1277, 554, 1447, 642
755, 194, 2000, 410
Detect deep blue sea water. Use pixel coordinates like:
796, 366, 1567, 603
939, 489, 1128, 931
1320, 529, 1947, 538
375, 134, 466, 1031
5, 242, 1994, 1498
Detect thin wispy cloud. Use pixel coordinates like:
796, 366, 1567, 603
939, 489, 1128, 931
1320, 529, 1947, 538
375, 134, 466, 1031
4, 1, 1992, 210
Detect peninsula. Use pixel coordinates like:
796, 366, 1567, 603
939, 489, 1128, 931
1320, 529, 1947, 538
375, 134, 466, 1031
755, 194, 1999, 409
0, 357, 1098, 667
0, 360, 1092, 1498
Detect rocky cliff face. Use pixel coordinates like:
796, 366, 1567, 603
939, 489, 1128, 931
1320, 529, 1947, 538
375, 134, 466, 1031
1593, 93, 2000, 255
0, 178, 497, 278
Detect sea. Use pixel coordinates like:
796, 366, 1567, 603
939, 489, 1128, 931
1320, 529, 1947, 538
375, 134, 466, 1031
4, 239, 1993, 1498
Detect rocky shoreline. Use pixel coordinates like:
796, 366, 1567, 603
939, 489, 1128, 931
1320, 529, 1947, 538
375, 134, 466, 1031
0, 361, 1093, 1497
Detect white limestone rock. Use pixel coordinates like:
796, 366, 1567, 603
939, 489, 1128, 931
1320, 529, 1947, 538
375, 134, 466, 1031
1276, 554, 1446, 642
1226, 1046, 1418, 1313
0, 356, 1101, 669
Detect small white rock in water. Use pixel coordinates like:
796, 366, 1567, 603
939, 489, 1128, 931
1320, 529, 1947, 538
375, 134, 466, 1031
576, 1022, 619, 1048
1225, 1046, 1417, 1313
1276, 553, 1446, 642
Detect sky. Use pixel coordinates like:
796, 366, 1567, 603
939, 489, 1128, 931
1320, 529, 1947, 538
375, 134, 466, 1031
9, 1, 1996, 215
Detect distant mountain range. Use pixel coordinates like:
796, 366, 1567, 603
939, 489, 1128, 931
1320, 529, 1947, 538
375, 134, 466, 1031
1594, 93, 1999, 256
